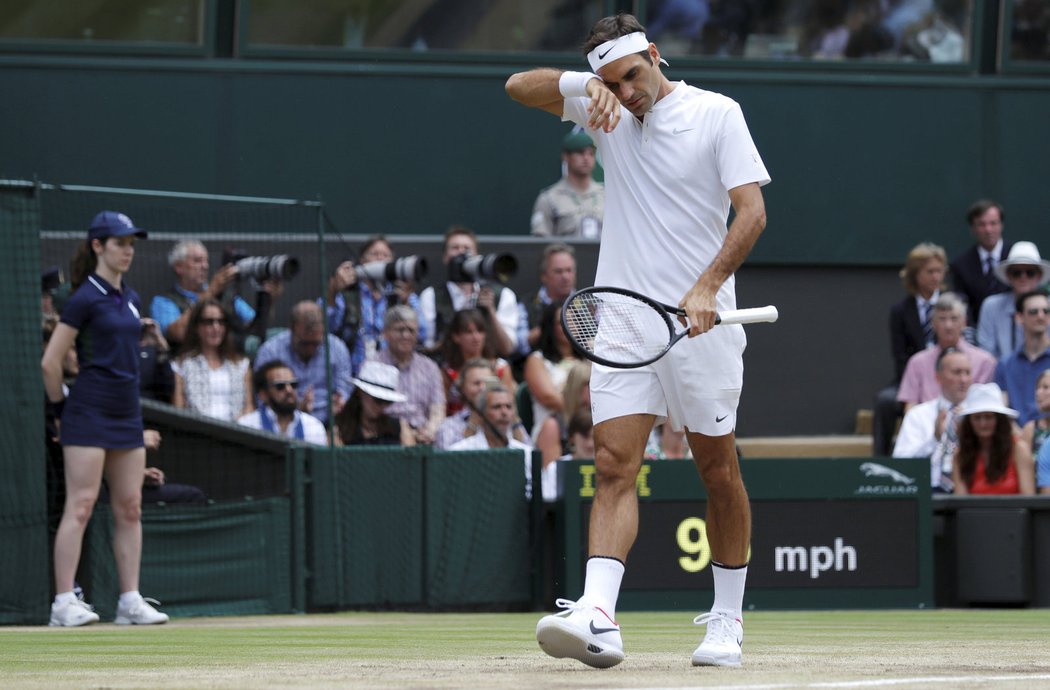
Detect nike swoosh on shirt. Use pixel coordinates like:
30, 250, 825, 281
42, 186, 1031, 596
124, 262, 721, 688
673, 127, 695, 135
589, 621, 619, 635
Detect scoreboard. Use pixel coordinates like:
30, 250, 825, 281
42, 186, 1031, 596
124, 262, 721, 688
557, 458, 933, 610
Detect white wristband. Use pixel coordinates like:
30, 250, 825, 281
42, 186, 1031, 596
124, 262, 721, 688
559, 71, 600, 99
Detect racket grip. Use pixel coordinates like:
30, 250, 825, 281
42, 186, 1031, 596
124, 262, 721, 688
716, 305, 779, 325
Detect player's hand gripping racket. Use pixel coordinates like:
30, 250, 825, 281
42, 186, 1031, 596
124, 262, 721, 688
561, 286, 778, 369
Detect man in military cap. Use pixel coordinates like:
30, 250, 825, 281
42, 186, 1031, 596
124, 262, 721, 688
530, 129, 604, 239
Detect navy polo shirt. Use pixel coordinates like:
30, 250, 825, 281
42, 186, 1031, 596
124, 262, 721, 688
61, 273, 143, 415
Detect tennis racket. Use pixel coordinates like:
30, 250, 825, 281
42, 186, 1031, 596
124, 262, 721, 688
561, 286, 778, 369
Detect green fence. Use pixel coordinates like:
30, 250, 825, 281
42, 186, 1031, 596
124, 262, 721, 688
0, 182, 49, 624
72, 442, 535, 622
307, 447, 532, 611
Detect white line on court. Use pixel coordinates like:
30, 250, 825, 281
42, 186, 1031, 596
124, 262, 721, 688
634, 673, 1050, 690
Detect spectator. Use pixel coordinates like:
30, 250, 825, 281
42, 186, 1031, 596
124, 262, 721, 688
951, 383, 1035, 495
419, 226, 521, 356
449, 383, 535, 497
645, 418, 694, 460
949, 199, 1013, 327
995, 289, 1050, 425
41, 265, 63, 317
1021, 370, 1050, 457
434, 358, 495, 449
149, 239, 279, 349
893, 347, 972, 492
253, 301, 352, 425
897, 292, 996, 409
238, 361, 327, 445
545, 407, 597, 503
438, 308, 517, 414
139, 430, 207, 504
41, 210, 168, 627
321, 235, 427, 375
138, 314, 174, 403
450, 384, 532, 452
524, 300, 582, 465
873, 242, 948, 455
1037, 436, 1050, 494
977, 241, 1050, 359
333, 360, 409, 446
525, 243, 578, 350
376, 305, 445, 445
530, 130, 604, 239
563, 407, 596, 459
172, 299, 253, 422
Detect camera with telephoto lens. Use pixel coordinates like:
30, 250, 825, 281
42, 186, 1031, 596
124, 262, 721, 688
447, 252, 517, 284
224, 248, 300, 282
356, 255, 427, 283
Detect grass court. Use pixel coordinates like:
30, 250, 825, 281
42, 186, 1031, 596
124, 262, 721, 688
2, 609, 1049, 688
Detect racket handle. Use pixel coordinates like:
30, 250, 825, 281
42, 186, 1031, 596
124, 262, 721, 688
717, 305, 779, 325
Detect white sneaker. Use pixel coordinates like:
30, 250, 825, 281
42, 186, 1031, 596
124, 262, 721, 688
536, 598, 624, 669
691, 610, 743, 667
49, 598, 100, 627
114, 595, 169, 625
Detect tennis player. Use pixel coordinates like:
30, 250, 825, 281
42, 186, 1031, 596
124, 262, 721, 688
506, 13, 770, 668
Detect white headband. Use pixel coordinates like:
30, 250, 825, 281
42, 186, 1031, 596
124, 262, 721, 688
586, 31, 668, 72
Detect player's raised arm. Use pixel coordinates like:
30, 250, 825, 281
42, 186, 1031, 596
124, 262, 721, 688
505, 68, 567, 116
505, 68, 621, 132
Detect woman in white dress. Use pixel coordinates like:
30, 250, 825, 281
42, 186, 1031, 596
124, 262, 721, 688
173, 298, 253, 422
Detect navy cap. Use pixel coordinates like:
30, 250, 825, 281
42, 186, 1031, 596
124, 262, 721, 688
88, 211, 147, 242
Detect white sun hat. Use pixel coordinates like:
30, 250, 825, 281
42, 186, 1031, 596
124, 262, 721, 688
956, 382, 1018, 418
351, 360, 407, 403
993, 241, 1050, 286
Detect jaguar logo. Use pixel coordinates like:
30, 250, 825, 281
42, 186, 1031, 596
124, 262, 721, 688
859, 462, 915, 485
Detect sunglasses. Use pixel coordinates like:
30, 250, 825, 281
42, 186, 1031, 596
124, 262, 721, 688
1025, 307, 1050, 316
270, 379, 299, 391
200, 317, 227, 327
1007, 267, 1041, 279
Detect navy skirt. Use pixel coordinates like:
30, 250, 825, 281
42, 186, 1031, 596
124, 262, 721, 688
60, 378, 143, 450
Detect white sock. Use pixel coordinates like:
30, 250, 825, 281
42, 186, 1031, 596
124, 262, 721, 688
581, 556, 625, 618
118, 590, 141, 607
54, 591, 77, 606
711, 562, 748, 620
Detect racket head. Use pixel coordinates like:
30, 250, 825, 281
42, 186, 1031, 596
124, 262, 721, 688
561, 286, 679, 369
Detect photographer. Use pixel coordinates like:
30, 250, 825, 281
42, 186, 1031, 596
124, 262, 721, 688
148, 239, 283, 351
419, 225, 522, 358
321, 235, 427, 376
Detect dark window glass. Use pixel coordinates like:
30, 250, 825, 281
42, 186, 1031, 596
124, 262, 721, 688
0, 0, 204, 44
245, 0, 604, 52
1010, 0, 1050, 62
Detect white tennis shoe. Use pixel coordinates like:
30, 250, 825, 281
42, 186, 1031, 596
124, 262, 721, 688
692, 610, 743, 667
49, 598, 100, 627
536, 598, 624, 668
115, 594, 169, 625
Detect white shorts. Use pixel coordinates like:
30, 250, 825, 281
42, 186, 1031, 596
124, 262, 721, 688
589, 323, 745, 436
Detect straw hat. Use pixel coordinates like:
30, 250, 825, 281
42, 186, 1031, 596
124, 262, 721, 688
956, 382, 1017, 418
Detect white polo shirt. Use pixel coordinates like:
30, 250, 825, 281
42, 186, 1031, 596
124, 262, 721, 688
563, 82, 770, 310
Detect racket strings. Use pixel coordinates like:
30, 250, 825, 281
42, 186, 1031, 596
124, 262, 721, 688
564, 292, 673, 364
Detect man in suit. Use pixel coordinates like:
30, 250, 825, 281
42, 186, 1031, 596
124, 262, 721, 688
949, 199, 1012, 327
873, 243, 947, 455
